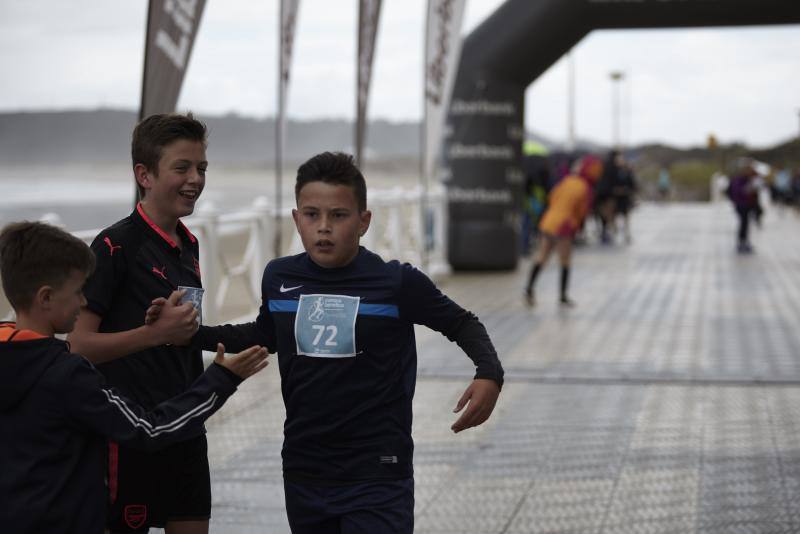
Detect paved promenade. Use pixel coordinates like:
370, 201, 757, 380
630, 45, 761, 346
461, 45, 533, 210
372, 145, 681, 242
195, 201, 800, 533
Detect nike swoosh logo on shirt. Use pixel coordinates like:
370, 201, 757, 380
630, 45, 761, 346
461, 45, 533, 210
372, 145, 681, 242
279, 284, 303, 293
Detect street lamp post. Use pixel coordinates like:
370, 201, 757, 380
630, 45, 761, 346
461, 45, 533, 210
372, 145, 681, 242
610, 70, 624, 149
566, 52, 576, 153
797, 108, 800, 140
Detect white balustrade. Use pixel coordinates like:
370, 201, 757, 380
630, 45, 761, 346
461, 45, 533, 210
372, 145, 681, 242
0, 185, 450, 324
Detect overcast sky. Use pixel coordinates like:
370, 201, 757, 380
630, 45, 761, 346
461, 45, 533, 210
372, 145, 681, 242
1, 0, 799, 148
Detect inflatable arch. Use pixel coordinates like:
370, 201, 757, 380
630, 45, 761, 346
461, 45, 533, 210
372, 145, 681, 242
445, 0, 800, 269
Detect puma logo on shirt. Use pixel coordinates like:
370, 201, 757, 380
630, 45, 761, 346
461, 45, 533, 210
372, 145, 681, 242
151, 265, 168, 280
103, 237, 122, 256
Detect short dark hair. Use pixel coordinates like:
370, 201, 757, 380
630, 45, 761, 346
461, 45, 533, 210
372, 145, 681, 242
0, 222, 95, 312
131, 112, 208, 197
295, 152, 367, 211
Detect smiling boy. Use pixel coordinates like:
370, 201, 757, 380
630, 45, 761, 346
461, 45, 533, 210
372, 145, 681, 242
68, 113, 221, 534
182, 151, 504, 533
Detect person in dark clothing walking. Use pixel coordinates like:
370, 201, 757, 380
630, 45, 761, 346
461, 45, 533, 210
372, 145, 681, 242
611, 159, 638, 244
595, 150, 620, 244
727, 160, 759, 253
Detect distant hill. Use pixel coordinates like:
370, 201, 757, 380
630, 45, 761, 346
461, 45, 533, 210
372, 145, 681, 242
750, 138, 800, 166
625, 140, 800, 176
0, 108, 603, 167
0, 109, 420, 166
0, 109, 135, 165
1, 109, 797, 170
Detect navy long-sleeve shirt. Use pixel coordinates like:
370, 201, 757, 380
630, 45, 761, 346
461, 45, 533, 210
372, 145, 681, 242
197, 247, 503, 484
0, 324, 242, 534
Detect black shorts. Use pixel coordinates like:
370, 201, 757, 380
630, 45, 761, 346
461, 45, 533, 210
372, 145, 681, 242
284, 477, 414, 534
107, 434, 211, 532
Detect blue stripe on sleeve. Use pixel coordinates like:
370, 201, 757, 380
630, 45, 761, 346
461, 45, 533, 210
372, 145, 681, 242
269, 300, 298, 312
269, 299, 398, 318
359, 303, 399, 318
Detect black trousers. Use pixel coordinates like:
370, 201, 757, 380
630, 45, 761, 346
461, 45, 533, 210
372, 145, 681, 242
737, 207, 750, 244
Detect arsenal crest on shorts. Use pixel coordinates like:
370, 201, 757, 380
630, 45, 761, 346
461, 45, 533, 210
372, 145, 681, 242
124, 504, 147, 530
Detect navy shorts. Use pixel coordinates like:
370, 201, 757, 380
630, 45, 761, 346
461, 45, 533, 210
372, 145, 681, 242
107, 435, 211, 532
284, 477, 414, 534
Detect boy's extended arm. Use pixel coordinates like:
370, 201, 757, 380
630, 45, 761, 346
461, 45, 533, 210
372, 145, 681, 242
64, 344, 267, 450
438, 315, 503, 433
68, 291, 199, 364
401, 264, 504, 432
147, 272, 277, 354
437, 310, 504, 385
194, 317, 275, 354
403, 266, 504, 385
144, 302, 275, 354
146, 293, 276, 353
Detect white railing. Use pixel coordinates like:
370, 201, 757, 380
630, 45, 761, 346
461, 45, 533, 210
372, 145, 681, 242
31, 184, 449, 325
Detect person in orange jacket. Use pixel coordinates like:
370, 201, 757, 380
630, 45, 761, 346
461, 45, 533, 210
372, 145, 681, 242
524, 155, 603, 307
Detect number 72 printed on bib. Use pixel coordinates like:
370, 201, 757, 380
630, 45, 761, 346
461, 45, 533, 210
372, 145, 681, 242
294, 294, 359, 358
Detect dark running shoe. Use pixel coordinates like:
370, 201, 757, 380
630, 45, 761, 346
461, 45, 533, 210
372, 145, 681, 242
560, 297, 576, 307
524, 289, 535, 307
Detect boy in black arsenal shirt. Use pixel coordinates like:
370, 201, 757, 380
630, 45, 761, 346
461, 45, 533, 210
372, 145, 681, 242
0, 221, 268, 534
150, 151, 504, 533
68, 113, 263, 533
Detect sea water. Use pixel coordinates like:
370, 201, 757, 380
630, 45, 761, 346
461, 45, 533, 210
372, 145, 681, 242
0, 163, 419, 232
0, 162, 420, 318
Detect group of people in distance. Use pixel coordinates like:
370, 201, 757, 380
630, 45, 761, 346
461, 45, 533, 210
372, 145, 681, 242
522, 146, 777, 310
523, 149, 637, 308
0, 113, 504, 534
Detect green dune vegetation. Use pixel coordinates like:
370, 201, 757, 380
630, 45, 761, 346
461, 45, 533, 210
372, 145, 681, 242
632, 138, 800, 201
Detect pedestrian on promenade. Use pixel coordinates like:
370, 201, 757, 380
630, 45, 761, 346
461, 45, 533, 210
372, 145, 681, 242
68, 113, 263, 533
727, 158, 759, 253
148, 151, 504, 534
595, 150, 621, 244
524, 155, 603, 307
793, 168, 800, 206
612, 157, 638, 244
520, 162, 550, 256
657, 166, 672, 201
771, 164, 794, 208
0, 221, 268, 534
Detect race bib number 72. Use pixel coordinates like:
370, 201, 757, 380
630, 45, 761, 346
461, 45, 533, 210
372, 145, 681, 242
295, 294, 359, 357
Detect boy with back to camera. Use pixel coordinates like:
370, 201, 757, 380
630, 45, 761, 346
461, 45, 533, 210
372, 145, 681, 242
0, 221, 268, 534
68, 112, 234, 533
151, 151, 504, 533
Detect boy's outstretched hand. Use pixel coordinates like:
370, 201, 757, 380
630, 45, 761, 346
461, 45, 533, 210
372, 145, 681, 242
144, 294, 170, 325
451, 378, 500, 433
144, 299, 162, 325
143, 289, 198, 346
213, 343, 269, 379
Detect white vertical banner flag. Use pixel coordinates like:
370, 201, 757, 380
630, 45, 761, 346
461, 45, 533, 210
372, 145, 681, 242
422, 0, 465, 270
356, 0, 383, 168
276, 0, 300, 256
423, 0, 466, 185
